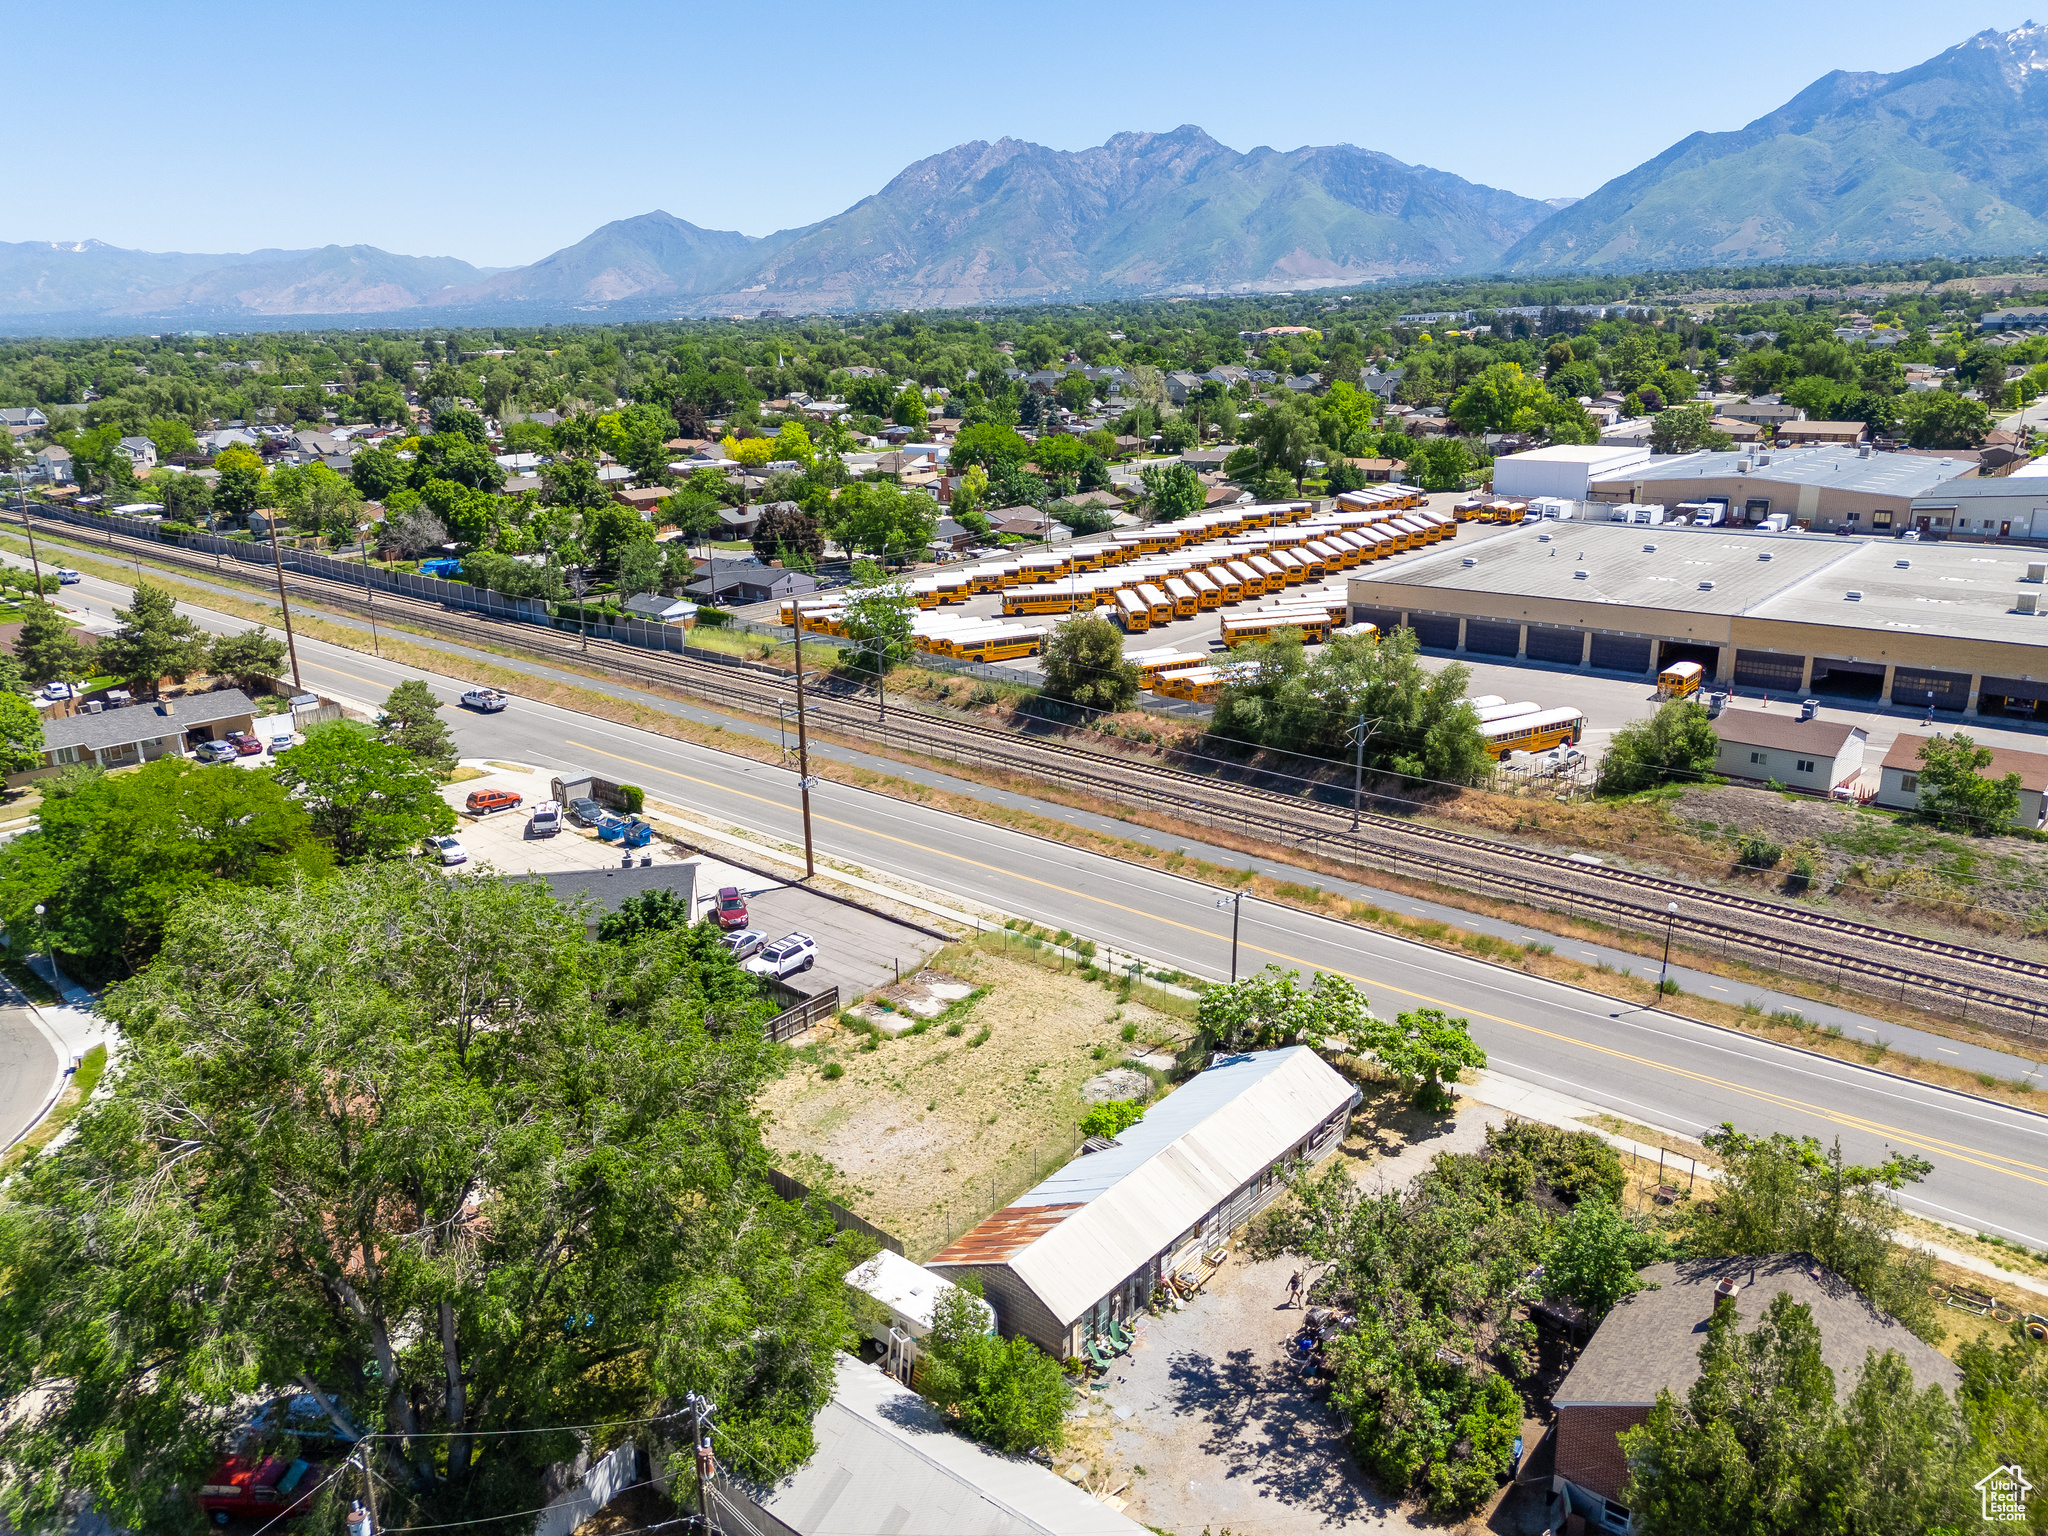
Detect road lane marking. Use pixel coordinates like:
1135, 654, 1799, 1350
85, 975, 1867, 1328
565, 736, 2048, 1193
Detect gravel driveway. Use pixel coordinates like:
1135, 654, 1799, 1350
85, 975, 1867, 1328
1092, 1103, 1507, 1535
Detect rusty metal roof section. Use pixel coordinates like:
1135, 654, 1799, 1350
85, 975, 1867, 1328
928, 1203, 1083, 1265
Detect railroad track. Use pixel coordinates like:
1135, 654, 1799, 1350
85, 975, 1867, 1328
31, 512, 2048, 1040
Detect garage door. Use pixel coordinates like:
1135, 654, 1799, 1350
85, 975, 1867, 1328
1350, 607, 1405, 635
1893, 669, 1972, 710
1809, 658, 1885, 699
1734, 651, 1805, 691
1525, 627, 1584, 665
1981, 675, 2048, 705
1465, 620, 1520, 657
1409, 615, 1461, 651
1588, 634, 1652, 673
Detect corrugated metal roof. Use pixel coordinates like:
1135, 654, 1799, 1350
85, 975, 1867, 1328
744, 1354, 1148, 1535
928, 1204, 1083, 1266
932, 1048, 1357, 1327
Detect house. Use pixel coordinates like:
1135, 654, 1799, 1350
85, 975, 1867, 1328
612, 486, 671, 519
1710, 705, 1866, 793
844, 1251, 993, 1351
115, 436, 158, 471
1773, 419, 1866, 447
708, 1354, 1147, 1536
32, 445, 72, 484
1981, 307, 2048, 331
1550, 1255, 1959, 1526
1361, 368, 1403, 402
494, 451, 542, 472
1875, 733, 2048, 827
925, 1047, 1358, 1359
1180, 447, 1232, 471
984, 506, 1058, 541
1057, 489, 1124, 512
0, 406, 48, 431
926, 517, 975, 554
716, 505, 762, 539
621, 593, 698, 626
291, 429, 343, 459
1335, 457, 1401, 481
685, 559, 818, 606
36, 690, 257, 771
1711, 415, 1766, 443
1163, 371, 1202, 405
1721, 399, 1804, 427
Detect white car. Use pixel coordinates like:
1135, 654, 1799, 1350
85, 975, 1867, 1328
56, 569, 81, 584
527, 801, 562, 838
744, 932, 818, 979
40, 681, 72, 700
268, 729, 297, 754
720, 928, 767, 962
423, 834, 468, 866
460, 689, 508, 713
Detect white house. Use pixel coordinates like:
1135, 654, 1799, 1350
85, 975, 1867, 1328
32, 445, 72, 484
1876, 733, 2048, 828
620, 593, 697, 626
843, 1250, 994, 1349
1710, 705, 1867, 794
116, 436, 158, 470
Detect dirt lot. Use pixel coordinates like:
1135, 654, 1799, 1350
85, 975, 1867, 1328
758, 943, 1184, 1260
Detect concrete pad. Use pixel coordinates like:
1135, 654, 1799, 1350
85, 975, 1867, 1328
740, 884, 943, 1004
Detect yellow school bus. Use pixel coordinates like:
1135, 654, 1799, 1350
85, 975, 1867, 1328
1481, 707, 1586, 759
1222, 611, 1332, 646
1657, 660, 1705, 699
1135, 650, 1213, 687
1115, 589, 1151, 633
1163, 577, 1200, 619
1135, 583, 1175, 626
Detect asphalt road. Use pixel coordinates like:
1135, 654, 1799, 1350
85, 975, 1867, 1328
19, 551, 2048, 1248
0, 1004, 56, 1151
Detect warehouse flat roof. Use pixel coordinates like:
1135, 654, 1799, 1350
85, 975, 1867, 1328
1498, 444, 1650, 467
1350, 522, 1854, 616
1596, 444, 1975, 500
1750, 541, 2048, 646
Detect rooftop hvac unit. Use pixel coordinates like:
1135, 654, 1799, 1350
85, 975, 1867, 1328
82, 700, 103, 714
2028, 562, 2046, 582
1573, 569, 1590, 580
1845, 590, 1863, 601
1758, 453, 1773, 466
1643, 543, 1657, 552
1896, 558, 1912, 569
1699, 580, 1716, 590
2021, 593, 2041, 615
1735, 459, 1752, 474
1758, 551, 1774, 561
1537, 532, 1552, 542
1461, 555, 1478, 567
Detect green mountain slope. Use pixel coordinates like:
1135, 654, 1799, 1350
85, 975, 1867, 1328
1501, 24, 2048, 272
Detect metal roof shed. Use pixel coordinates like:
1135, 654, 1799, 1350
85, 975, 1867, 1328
927, 1047, 1359, 1357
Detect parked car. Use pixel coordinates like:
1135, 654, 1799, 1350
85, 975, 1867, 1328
713, 886, 749, 930
528, 800, 562, 838
465, 788, 523, 815
460, 688, 508, 712
268, 728, 297, 753
566, 797, 606, 827
720, 929, 767, 962
40, 681, 71, 700
198, 1450, 334, 1527
423, 834, 468, 866
56, 569, 80, 584
194, 740, 239, 764
745, 932, 818, 979
225, 731, 263, 757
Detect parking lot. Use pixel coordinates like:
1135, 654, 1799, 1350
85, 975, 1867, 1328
438, 761, 940, 1004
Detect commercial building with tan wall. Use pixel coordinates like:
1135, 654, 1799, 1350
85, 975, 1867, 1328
1348, 521, 2048, 723
1586, 443, 1975, 534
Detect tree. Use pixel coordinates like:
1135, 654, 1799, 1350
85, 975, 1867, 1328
950, 462, 989, 523
596, 888, 697, 943
1915, 732, 2022, 834
1448, 362, 1550, 434
1649, 403, 1734, 455
752, 504, 824, 565
830, 481, 936, 562
0, 756, 327, 982
210, 444, 267, 520
380, 679, 458, 778
273, 720, 456, 863
410, 432, 505, 493
1212, 626, 1490, 784
1898, 391, 1991, 449
1685, 1127, 1941, 1340
1406, 437, 1475, 491
1197, 966, 1377, 1054
351, 443, 411, 501
584, 502, 657, 575
157, 471, 212, 526
837, 563, 915, 675
0, 693, 41, 775
1375, 1008, 1486, 1111
616, 539, 665, 596
1079, 1099, 1145, 1140
11, 599, 90, 685
1597, 698, 1721, 795
542, 455, 611, 513
921, 1283, 1071, 1455
1040, 614, 1139, 711
890, 386, 926, 428
207, 626, 287, 693
1138, 459, 1205, 520
0, 863, 850, 1534
97, 582, 211, 698
1543, 1197, 1669, 1316
386, 504, 450, 557
1255, 403, 1316, 492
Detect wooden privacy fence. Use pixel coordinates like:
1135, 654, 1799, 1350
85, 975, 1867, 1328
765, 1167, 903, 1255
763, 983, 839, 1043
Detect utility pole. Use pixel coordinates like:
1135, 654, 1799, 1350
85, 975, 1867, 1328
792, 612, 817, 880
1217, 891, 1244, 983
1346, 715, 1378, 831
263, 507, 304, 692
354, 1439, 380, 1535
13, 469, 44, 590
686, 1391, 718, 1532
1658, 901, 1678, 993
357, 521, 382, 657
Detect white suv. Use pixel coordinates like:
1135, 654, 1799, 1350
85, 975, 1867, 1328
744, 933, 818, 979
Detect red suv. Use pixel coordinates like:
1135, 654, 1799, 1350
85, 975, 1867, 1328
225, 731, 264, 757
714, 886, 749, 930
465, 788, 523, 815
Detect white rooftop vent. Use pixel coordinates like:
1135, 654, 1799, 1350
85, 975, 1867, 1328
1699, 579, 1716, 591
1857, 444, 1872, 459
2021, 593, 2041, 615
1758, 551, 1774, 561
1845, 590, 1863, 601
1757, 453, 1773, 466
1896, 558, 1912, 569
1537, 532, 1552, 542
1643, 542, 1657, 552
1572, 569, 1590, 580
1462, 555, 1479, 567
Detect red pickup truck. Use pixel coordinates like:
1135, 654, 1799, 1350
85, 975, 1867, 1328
198, 1451, 332, 1526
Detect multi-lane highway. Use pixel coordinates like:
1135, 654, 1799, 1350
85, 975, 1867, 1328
10, 549, 2048, 1248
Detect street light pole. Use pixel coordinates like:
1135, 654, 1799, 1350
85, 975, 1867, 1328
1216, 891, 1244, 983
1658, 901, 1678, 992
686, 1391, 718, 1532
1346, 715, 1378, 831
32, 902, 48, 985
356, 522, 381, 657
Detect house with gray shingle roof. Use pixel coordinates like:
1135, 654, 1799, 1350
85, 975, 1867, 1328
38, 689, 257, 769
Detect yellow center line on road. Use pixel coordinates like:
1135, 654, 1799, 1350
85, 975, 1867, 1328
565, 738, 2048, 1191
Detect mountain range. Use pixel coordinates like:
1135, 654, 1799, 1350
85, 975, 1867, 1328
8, 25, 2048, 331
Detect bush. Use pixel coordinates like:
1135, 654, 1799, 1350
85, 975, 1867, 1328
1079, 1099, 1145, 1139
922, 1283, 1071, 1454
1786, 852, 1816, 893
820, 1061, 844, 1080
1040, 614, 1140, 711
1480, 1121, 1626, 1205
617, 784, 645, 814
1737, 832, 1784, 870
1596, 699, 1719, 796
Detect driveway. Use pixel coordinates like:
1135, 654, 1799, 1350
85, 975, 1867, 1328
1095, 1103, 1509, 1535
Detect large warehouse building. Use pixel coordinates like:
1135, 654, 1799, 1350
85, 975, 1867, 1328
1582, 444, 1978, 534
1348, 522, 2048, 720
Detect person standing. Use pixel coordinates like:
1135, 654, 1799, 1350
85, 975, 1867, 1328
1287, 1270, 1303, 1308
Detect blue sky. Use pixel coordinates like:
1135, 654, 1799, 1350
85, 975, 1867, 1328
11, 1, 2033, 267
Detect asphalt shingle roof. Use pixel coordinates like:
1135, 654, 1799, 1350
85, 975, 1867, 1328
42, 689, 255, 753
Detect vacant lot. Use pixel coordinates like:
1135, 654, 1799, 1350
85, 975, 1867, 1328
758, 944, 1183, 1259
